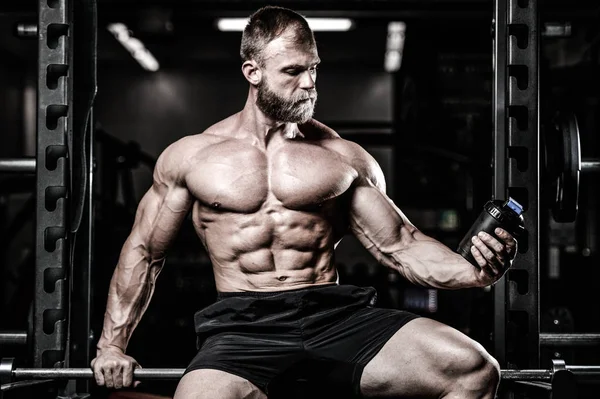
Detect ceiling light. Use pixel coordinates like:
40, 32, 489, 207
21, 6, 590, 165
306, 18, 354, 32
385, 50, 402, 73
107, 23, 160, 72
216, 18, 354, 32
384, 22, 406, 72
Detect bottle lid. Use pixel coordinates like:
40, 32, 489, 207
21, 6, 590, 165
504, 197, 524, 216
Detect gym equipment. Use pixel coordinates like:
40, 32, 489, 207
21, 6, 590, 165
492, 0, 540, 371
544, 112, 581, 223
2, 357, 599, 387
582, 159, 600, 172
0, 332, 27, 347
33, 0, 71, 371
540, 333, 600, 347
0, 158, 36, 174
544, 112, 599, 223
14, 23, 38, 39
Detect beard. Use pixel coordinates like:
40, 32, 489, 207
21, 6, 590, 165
256, 78, 317, 124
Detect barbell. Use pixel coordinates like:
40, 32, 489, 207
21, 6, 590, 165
2, 357, 600, 384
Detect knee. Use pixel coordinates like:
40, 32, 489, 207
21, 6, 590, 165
174, 369, 266, 399
451, 345, 500, 395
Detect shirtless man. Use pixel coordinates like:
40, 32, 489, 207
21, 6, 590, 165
91, 6, 517, 399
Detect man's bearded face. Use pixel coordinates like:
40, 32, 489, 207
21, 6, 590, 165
256, 75, 317, 124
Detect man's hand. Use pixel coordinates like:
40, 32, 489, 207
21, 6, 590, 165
470, 227, 518, 285
91, 347, 141, 389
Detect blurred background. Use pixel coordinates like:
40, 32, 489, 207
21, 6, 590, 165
0, 0, 599, 397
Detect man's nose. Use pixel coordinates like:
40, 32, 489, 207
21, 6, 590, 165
299, 70, 315, 90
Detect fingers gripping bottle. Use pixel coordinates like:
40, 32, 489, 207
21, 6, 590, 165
457, 197, 526, 268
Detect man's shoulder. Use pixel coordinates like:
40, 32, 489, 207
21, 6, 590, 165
305, 122, 384, 187
162, 115, 239, 159
160, 133, 218, 160
155, 118, 236, 182
306, 122, 369, 160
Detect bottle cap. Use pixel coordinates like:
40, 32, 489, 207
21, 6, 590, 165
504, 197, 524, 216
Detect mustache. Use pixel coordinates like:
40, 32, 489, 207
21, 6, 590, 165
296, 90, 317, 101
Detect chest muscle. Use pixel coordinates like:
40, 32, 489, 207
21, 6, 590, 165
186, 142, 356, 212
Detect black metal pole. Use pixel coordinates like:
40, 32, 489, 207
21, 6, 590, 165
505, 0, 541, 371
34, 0, 71, 368
492, 0, 508, 369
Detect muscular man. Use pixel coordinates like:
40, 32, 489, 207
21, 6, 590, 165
92, 6, 517, 399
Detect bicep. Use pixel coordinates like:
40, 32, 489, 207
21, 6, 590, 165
343, 140, 433, 258
348, 184, 431, 260
129, 181, 192, 259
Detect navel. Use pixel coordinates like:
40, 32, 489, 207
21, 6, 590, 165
277, 276, 288, 282
211, 201, 221, 209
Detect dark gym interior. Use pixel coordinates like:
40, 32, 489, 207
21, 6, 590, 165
0, 0, 599, 398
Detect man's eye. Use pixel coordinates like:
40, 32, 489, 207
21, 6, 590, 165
286, 69, 300, 75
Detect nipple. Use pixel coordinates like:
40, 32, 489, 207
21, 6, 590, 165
211, 202, 221, 209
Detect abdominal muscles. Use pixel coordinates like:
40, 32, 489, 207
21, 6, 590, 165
192, 201, 338, 292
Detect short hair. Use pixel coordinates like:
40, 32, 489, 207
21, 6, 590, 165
240, 6, 316, 65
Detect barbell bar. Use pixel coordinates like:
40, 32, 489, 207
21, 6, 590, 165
581, 159, 600, 173
14, 23, 38, 39
540, 333, 600, 347
14, 368, 184, 380
0, 331, 27, 347
2, 358, 600, 383
0, 158, 36, 174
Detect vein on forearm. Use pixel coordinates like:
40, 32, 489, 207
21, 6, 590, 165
104, 248, 164, 350
352, 219, 476, 290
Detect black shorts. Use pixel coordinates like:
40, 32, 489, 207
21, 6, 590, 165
185, 284, 420, 398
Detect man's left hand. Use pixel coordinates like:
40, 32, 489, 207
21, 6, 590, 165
470, 228, 517, 285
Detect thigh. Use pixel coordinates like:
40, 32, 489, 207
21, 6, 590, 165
174, 369, 266, 399
360, 317, 496, 398
187, 332, 304, 393
306, 305, 419, 364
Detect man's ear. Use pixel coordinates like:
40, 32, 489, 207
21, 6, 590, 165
242, 60, 262, 86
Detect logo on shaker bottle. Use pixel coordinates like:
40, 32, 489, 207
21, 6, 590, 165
489, 207, 502, 218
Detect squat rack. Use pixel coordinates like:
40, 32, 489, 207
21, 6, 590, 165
0, 0, 96, 397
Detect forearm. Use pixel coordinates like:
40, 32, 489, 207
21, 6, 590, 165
97, 240, 164, 353
387, 238, 482, 289
359, 228, 480, 289
355, 219, 481, 289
